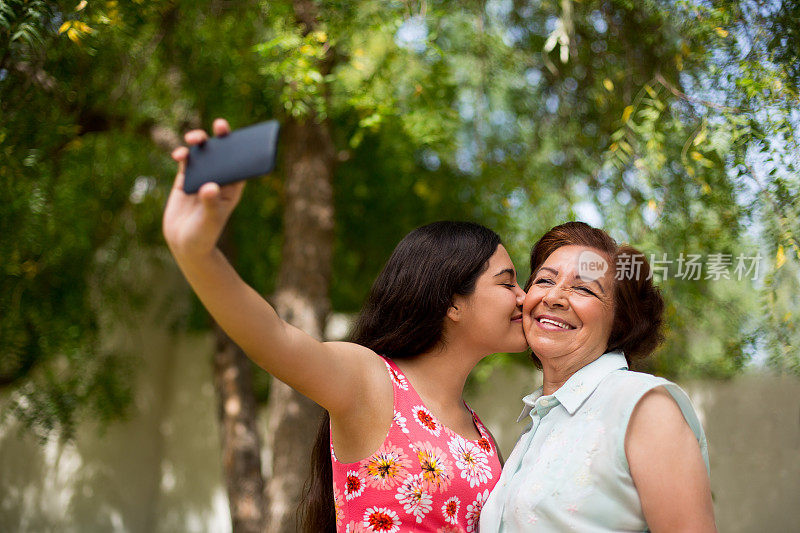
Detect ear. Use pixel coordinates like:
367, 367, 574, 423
446, 302, 462, 322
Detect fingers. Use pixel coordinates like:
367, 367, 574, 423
171, 145, 189, 161
179, 119, 229, 151
198, 182, 221, 207
171, 119, 230, 196
219, 180, 246, 202
170, 146, 189, 191
199, 180, 245, 205
172, 168, 186, 192
213, 118, 231, 137
185, 129, 209, 145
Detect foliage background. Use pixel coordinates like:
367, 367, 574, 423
1, 0, 798, 528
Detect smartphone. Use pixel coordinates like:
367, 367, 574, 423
183, 120, 280, 194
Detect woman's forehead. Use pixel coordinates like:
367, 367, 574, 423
541, 245, 607, 267
539, 246, 614, 285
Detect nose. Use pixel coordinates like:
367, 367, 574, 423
542, 283, 568, 309
514, 284, 525, 308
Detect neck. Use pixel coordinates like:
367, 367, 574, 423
540, 349, 604, 396
395, 337, 484, 412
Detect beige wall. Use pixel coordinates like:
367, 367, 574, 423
2, 336, 799, 532
0, 328, 228, 533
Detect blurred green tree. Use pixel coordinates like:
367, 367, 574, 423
2, 0, 798, 531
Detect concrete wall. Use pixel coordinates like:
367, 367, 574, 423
2, 337, 798, 532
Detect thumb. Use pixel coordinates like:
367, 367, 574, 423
198, 182, 221, 208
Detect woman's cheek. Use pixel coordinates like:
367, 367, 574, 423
522, 313, 536, 339
521, 298, 533, 317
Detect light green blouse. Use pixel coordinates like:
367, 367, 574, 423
479, 351, 709, 532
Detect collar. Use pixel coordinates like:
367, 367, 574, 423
517, 351, 628, 421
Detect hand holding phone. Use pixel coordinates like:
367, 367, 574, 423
182, 120, 280, 194
165, 119, 278, 259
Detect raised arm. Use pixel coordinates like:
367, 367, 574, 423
625, 387, 717, 533
163, 119, 380, 416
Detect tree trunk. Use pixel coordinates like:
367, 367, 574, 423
210, 117, 335, 533
212, 0, 336, 528
261, 1, 338, 528
264, 116, 336, 532
213, 325, 268, 533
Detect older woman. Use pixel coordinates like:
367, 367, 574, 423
480, 222, 716, 532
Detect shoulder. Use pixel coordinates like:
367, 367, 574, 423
326, 343, 396, 461
607, 371, 705, 448
602, 368, 668, 390
628, 386, 687, 431
624, 385, 705, 468
321, 341, 393, 415
597, 372, 708, 468
596, 370, 679, 414
322, 341, 389, 376
618, 374, 706, 449
591, 369, 669, 416
625, 386, 716, 530
325, 339, 393, 382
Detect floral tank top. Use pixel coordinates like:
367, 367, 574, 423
330, 357, 502, 533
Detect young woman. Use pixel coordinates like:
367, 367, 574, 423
163, 119, 528, 532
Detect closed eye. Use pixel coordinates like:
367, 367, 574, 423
534, 278, 554, 285
575, 286, 597, 296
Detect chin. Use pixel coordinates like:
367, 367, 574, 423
510, 341, 529, 353
497, 339, 527, 354
527, 341, 562, 359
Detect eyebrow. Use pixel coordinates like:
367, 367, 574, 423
534, 267, 606, 295
494, 268, 516, 279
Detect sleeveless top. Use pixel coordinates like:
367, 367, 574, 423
479, 351, 709, 532
330, 357, 503, 533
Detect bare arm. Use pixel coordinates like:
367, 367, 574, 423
625, 387, 717, 533
163, 119, 383, 416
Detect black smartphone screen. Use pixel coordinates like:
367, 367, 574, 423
183, 120, 280, 194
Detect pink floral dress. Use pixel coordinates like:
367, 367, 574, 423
331, 357, 502, 533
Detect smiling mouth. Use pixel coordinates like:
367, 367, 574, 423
536, 317, 576, 330
511, 314, 523, 322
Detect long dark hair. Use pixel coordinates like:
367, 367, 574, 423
297, 221, 501, 532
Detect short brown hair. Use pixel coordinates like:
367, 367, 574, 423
525, 221, 665, 366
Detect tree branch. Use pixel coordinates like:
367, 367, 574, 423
655, 71, 740, 113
